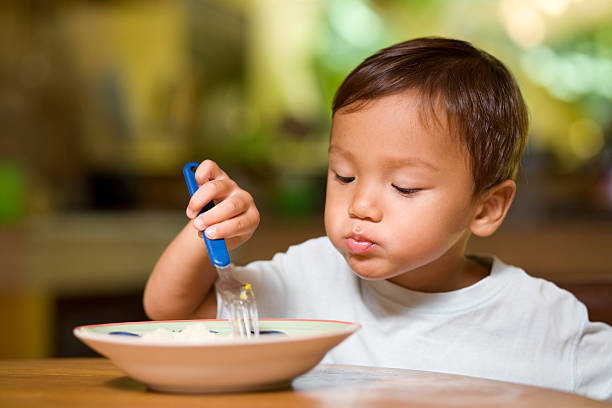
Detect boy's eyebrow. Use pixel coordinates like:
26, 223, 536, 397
386, 156, 440, 172
329, 145, 440, 172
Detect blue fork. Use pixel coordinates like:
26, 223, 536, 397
183, 162, 259, 338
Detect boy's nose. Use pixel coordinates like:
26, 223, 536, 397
348, 187, 382, 222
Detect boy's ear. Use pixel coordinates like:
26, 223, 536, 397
469, 180, 516, 237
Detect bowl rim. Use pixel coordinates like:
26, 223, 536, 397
73, 318, 361, 347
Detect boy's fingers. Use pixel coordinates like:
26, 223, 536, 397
203, 208, 260, 242
192, 193, 251, 230
185, 160, 259, 247
186, 179, 234, 218
194, 160, 226, 185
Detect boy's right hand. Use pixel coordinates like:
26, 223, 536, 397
185, 160, 260, 251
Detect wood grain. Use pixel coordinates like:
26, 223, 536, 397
0, 358, 610, 408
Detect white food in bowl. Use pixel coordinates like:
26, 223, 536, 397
138, 322, 217, 343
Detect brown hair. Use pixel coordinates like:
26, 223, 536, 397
332, 37, 529, 195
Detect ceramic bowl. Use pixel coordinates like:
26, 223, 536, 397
74, 319, 359, 393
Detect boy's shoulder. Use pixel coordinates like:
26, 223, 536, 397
284, 236, 340, 259
492, 256, 578, 298
489, 256, 589, 324
258, 236, 347, 274
291, 235, 334, 249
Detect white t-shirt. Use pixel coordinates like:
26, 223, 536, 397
218, 236, 612, 401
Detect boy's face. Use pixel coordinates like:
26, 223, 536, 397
324, 91, 480, 290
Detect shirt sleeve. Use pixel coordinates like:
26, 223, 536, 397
574, 319, 612, 401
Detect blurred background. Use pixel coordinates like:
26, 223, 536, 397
1, 0, 611, 358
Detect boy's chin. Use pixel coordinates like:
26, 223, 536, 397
345, 256, 396, 281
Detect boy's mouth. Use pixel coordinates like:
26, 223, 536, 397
345, 235, 375, 254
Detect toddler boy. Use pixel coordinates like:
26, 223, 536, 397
144, 37, 612, 400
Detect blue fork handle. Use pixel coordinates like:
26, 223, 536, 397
183, 162, 230, 267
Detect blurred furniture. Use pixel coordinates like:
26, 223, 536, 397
1, 359, 609, 407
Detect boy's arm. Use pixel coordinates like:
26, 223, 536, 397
143, 160, 260, 320
144, 222, 218, 320
575, 320, 612, 401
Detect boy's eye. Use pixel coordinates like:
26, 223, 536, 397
392, 185, 421, 195
335, 174, 355, 184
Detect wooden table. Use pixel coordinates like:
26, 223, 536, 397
1, 359, 610, 407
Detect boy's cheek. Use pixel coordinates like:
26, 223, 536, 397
323, 195, 345, 221
323, 203, 342, 234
